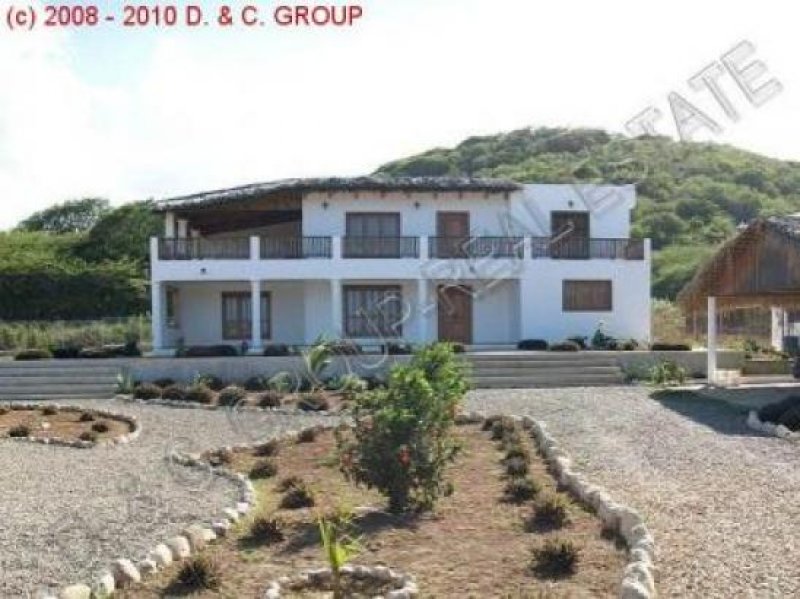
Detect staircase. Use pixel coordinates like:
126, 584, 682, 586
467, 352, 625, 389
0, 361, 121, 400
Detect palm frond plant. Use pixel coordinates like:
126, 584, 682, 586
318, 507, 362, 599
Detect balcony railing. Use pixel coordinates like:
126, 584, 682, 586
158, 237, 250, 260
531, 237, 645, 260
429, 236, 524, 259
342, 236, 419, 259
260, 237, 332, 259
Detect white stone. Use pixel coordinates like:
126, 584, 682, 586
183, 524, 209, 551
92, 571, 115, 597
372, 565, 392, 581
776, 424, 792, 439
58, 585, 92, 599
138, 558, 158, 577
387, 591, 411, 599
618, 507, 644, 539
166, 535, 192, 560
625, 561, 656, 596
112, 558, 141, 586
630, 547, 653, 567
212, 520, 231, 537
620, 577, 652, 599
150, 544, 173, 568
237, 501, 251, 515
747, 411, 761, 428
223, 507, 240, 522
264, 589, 280, 599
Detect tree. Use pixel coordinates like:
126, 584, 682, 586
74, 200, 162, 264
16, 198, 110, 234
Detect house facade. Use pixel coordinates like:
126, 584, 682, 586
149, 177, 651, 354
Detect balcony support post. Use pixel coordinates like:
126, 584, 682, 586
250, 236, 260, 260
330, 279, 343, 338
417, 278, 429, 343
250, 279, 263, 353
150, 280, 165, 353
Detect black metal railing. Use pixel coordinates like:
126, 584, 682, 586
530, 237, 645, 260
429, 236, 524, 259
342, 236, 419, 259
158, 237, 250, 260
260, 236, 332, 259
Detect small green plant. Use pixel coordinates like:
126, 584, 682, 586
330, 374, 368, 401
79, 431, 98, 443
318, 507, 362, 599
254, 439, 280, 457
490, 417, 517, 441
161, 385, 187, 401
527, 493, 571, 530
91, 421, 110, 434
40, 406, 58, 416
78, 412, 95, 423
279, 481, 315, 509
504, 456, 529, 477
132, 382, 161, 400
194, 373, 226, 392
218, 385, 247, 407
8, 424, 30, 438
503, 476, 540, 504
243, 376, 269, 392
268, 372, 293, 393
304, 337, 334, 391
116, 370, 135, 394
257, 391, 283, 409
504, 444, 531, 463
298, 427, 317, 443
185, 383, 215, 404
248, 515, 285, 545
649, 361, 688, 386
531, 538, 579, 578
175, 555, 222, 591
249, 459, 278, 480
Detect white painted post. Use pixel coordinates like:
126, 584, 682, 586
250, 236, 260, 261
151, 280, 164, 353
330, 279, 342, 338
177, 219, 188, 238
164, 212, 176, 238
418, 236, 429, 260
150, 236, 159, 264
251, 280, 263, 352
707, 296, 717, 384
332, 236, 342, 261
417, 278, 429, 343
771, 307, 783, 351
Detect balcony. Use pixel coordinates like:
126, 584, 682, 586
342, 236, 419, 259
531, 237, 645, 260
261, 236, 332, 259
429, 236, 524, 259
158, 237, 250, 260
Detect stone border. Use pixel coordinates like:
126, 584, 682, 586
118, 394, 340, 418
746, 410, 800, 441
0, 403, 141, 449
263, 565, 418, 598
458, 412, 658, 599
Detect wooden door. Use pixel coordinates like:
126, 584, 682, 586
551, 211, 589, 259
436, 212, 470, 258
437, 285, 473, 344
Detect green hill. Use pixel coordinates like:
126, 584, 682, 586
377, 127, 800, 298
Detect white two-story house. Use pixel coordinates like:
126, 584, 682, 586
149, 177, 651, 353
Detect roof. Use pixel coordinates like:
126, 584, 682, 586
678, 215, 800, 310
154, 176, 522, 212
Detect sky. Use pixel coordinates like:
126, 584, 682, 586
0, 0, 798, 229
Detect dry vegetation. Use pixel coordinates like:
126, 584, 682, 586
0, 406, 130, 442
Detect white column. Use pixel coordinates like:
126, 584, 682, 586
417, 278, 429, 343
250, 236, 260, 261
419, 236, 429, 260
330, 279, 342, 338
177, 219, 188, 238
151, 281, 164, 352
332, 236, 342, 260
164, 212, 176, 237
707, 296, 717, 384
150, 236, 159, 264
250, 280, 263, 352
771, 307, 784, 351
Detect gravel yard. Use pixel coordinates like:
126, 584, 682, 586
0, 399, 333, 598
466, 387, 800, 598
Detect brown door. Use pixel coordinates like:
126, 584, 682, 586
551, 211, 589, 259
437, 285, 473, 344
436, 212, 470, 258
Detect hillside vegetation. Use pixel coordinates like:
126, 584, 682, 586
377, 128, 800, 298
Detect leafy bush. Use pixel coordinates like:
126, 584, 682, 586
41, 406, 58, 416
14, 348, 52, 361
257, 391, 283, 409
651, 343, 691, 351
185, 384, 215, 404
503, 476, 540, 503
51, 344, 81, 359
518, 339, 549, 351
254, 439, 280, 457
79, 431, 98, 443
490, 417, 517, 441
621, 339, 640, 351
179, 345, 238, 358
528, 493, 571, 529
504, 456, 529, 477
243, 376, 268, 392
78, 412, 95, 423
328, 340, 363, 356
133, 383, 161, 400
649, 361, 688, 386
383, 342, 414, 355
175, 555, 222, 591
263, 344, 292, 357
337, 343, 469, 513
152, 378, 176, 388
531, 538, 579, 577
505, 444, 531, 463
91, 421, 110, 434
218, 385, 247, 407
567, 336, 587, 350
161, 385, 187, 401
248, 515, 285, 545
194, 374, 226, 391
329, 374, 368, 401
591, 325, 618, 350
318, 507, 362, 599
8, 424, 30, 438
250, 459, 278, 480
298, 428, 318, 443
549, 341, 580, 352
279, 481, 316, 509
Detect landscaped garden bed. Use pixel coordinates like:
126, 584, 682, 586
116, 344, 634, 598
0, 403, 138, 447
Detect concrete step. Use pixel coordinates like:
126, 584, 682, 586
0, 383, 116, 395
0, 391, 115, 400
472, 373, 625, 389
472, 366, 622, 377
0, 376, 119, 387
468, 360, 618, 370
467, 353, 619, 363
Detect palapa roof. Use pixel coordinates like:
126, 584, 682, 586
154, 176, 522, 212
678, 215, 800, 311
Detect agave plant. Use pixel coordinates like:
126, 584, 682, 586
318, 507, 361, 599
116, 369, 135, 394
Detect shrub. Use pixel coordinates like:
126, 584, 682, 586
185, 384, 215, 405
451, 343, 466, 354
79, 431, 98, 443
298, 428, 317, 443
328, 340, 363, 356
298, 392, 331, 412
590, 325, 618, 350
329, 374, 368, 400
180, 345, 238, 358
257, 391, 283, 409
279, 481, 315, 509
91, 421, 110, 434
41, 406, 58, 416
337, 343, 469, 513
490, 417, 517, 441
362, 375, 387, 390
14, 348, 52, 361
531, 538, 579, 577
267, 372, 294, 393
78, 412, 95, 423
550, 341, 580, 352
383, 342, 414, 355
276, 475, 302, 492
528, 493, 571, 530
263, 344, 292, 357
250, 459, 278, 480
175, 555, 222, 591
78, 347, 113, 359
152, 378, 176, 389
503, 476, 540, 503
161, 385, 187, 401
505, 456, 529, 477
779, 405, 800, 431
254, 439, 280, 457
133, 383, 162, 400
567, 336, 587, 350
195, 374, 226, 392
218, 385, 247, 407
8, 424, 30, 438
505, 444, 531, 463
518, 339, 549, 351
651, 343, 691, 351
248, 515, 285, 544
208, 448, 234, 466
649, 361, 687, 386
243, 376, 268, 392
51, 344, 81, 359
481, 415, 504, 431
621, 339, 640, 351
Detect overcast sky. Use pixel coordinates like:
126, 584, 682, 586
0, 0, 797, 229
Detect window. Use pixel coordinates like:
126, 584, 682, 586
344, 285, 403, 338
221, 292, 271, 340
166, 287, 180, 329
346, 213, 401, 237
563, 280, 612, 312
551, 211, 590, 259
